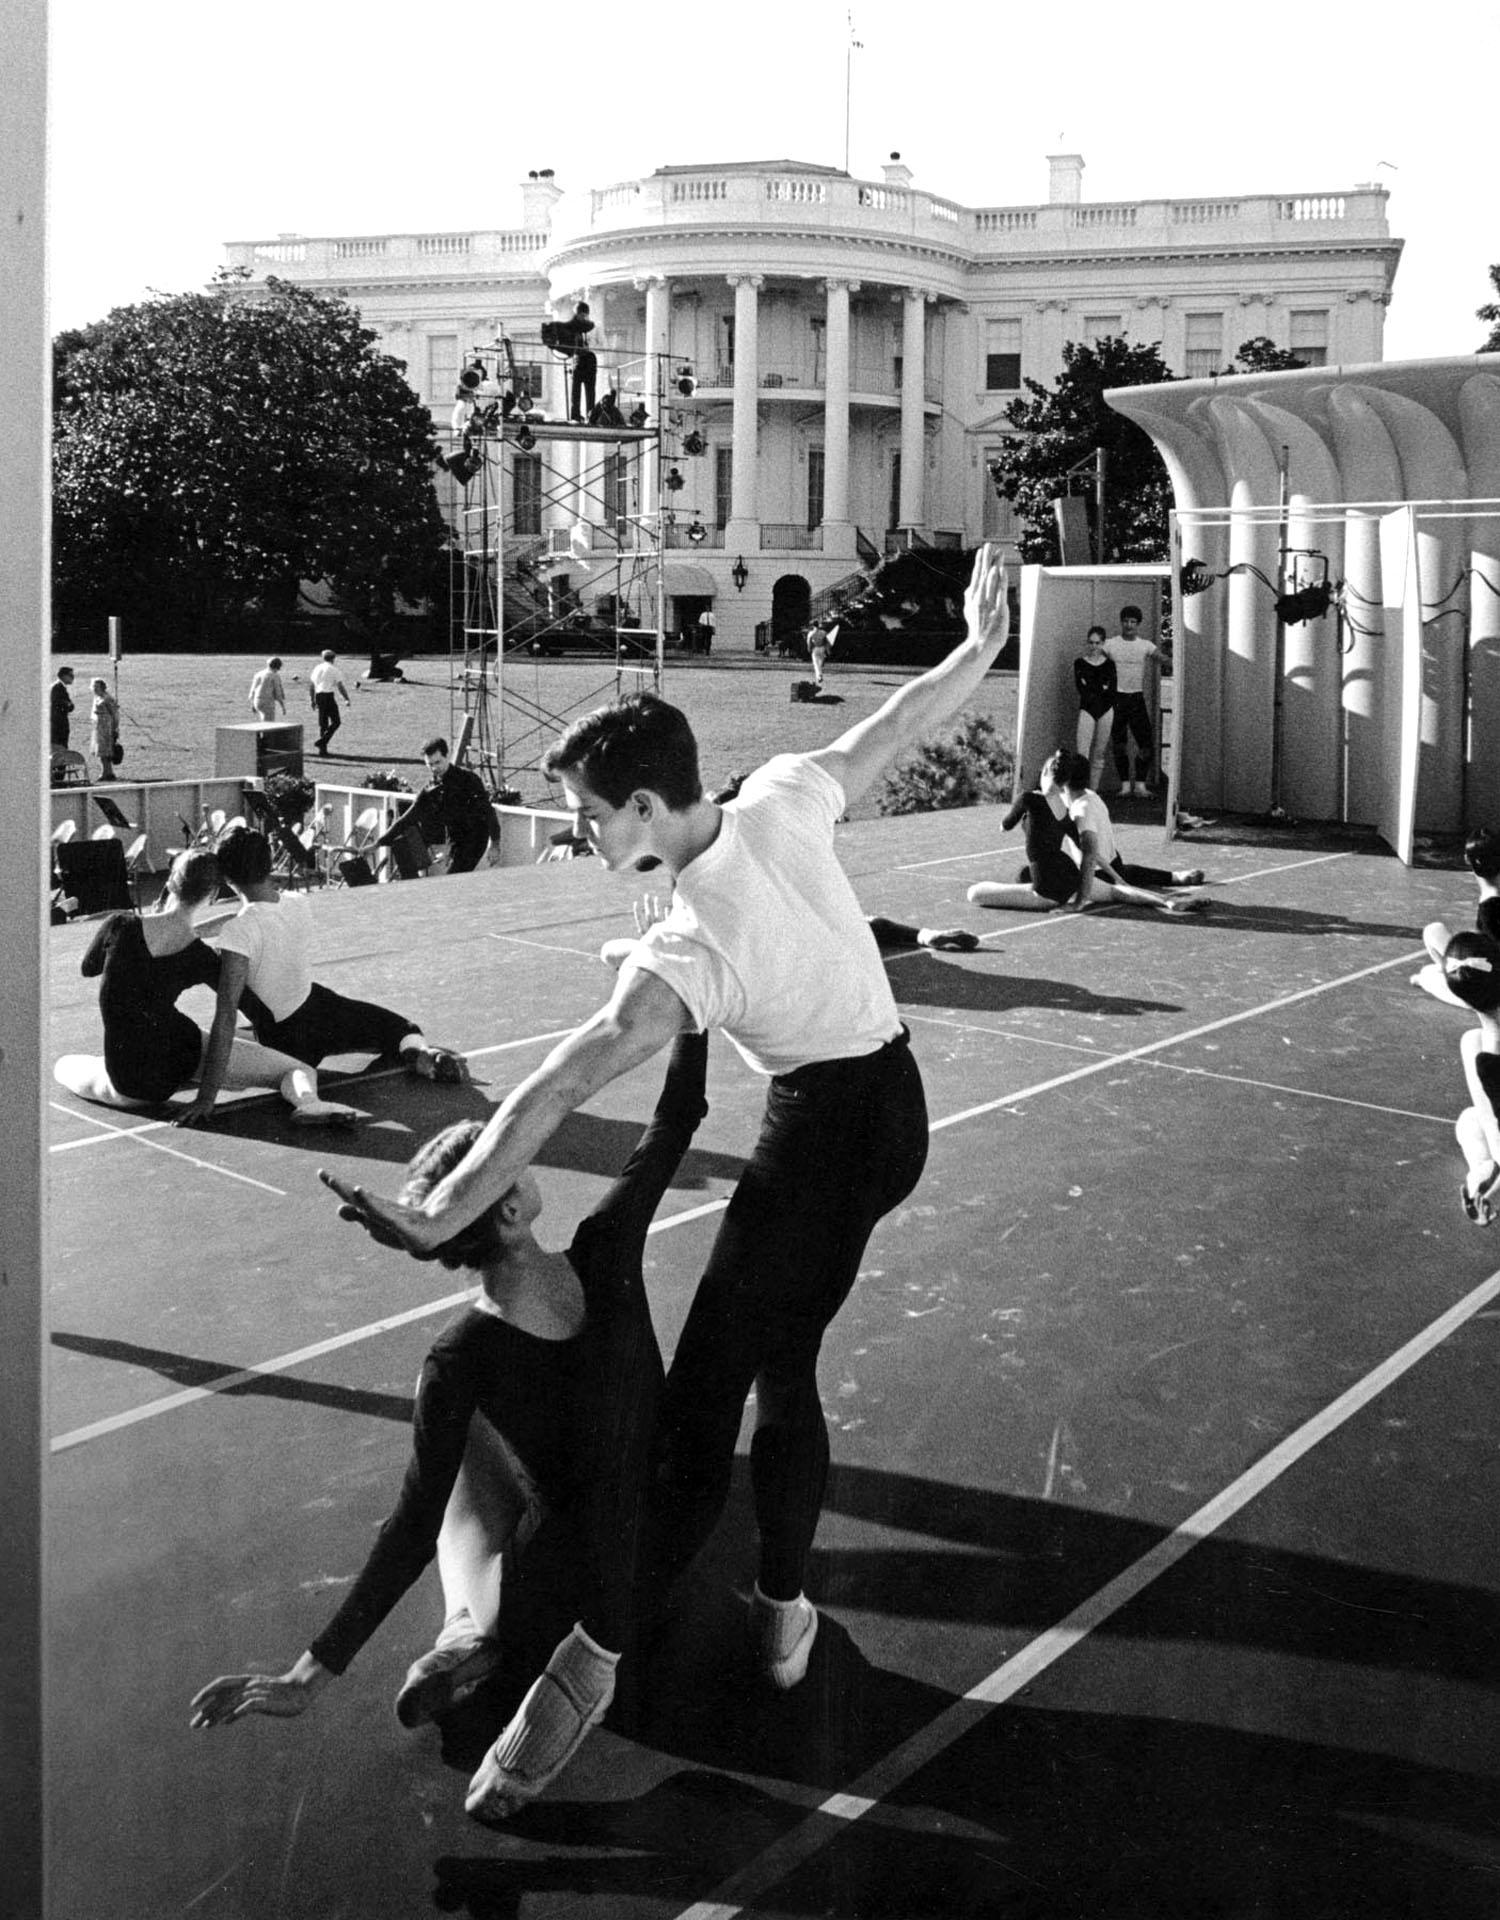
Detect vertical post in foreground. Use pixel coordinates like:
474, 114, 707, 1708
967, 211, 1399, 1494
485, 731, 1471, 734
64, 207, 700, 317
0, 1, 51, 1913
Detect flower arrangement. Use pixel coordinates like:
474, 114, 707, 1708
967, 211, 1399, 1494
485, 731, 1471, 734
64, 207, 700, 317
263, 770, 316, 825
362, 769, 414, 794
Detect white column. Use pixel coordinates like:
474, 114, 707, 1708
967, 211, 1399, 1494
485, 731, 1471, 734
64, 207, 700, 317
728, 273, 763, 538
643, 276, 670, 414
822, 279, 856, 544
898, 289, 928, 531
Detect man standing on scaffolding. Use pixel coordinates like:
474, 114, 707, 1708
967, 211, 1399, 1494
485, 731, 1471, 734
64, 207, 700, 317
547, 301, 597, 424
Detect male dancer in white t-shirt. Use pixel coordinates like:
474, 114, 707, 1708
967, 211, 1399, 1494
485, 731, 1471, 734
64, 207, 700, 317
324, 545, 1012, 1819
1103, 605, 1160, 795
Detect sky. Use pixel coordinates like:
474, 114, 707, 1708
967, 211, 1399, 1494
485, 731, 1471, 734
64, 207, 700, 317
46, 0, 1498, 363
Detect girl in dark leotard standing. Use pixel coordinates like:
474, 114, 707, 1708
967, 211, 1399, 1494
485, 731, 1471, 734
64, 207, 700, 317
53, 848, 357, 1123
1073, 624, 1117, 791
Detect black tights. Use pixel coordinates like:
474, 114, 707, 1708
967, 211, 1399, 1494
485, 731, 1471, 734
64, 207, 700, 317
645, 1030, 928, 1602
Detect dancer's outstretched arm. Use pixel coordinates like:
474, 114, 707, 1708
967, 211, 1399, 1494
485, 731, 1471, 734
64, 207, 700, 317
324, 964, 691, 1257
808, 543, 1010, 808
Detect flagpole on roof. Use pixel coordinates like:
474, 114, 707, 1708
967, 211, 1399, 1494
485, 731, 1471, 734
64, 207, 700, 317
844, 13, 863, 174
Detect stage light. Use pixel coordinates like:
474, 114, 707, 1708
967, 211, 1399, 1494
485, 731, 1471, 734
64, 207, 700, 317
682, 430, 706, 456
458, 360, 486, 394
687, 520, 707, 546
444, 448, 481, 486
1179, 558, 1215, 596
665, 467, 685, 492
515, 425, 537, 451
628, 403, 649, 428
1274, 579, 1333, 625
675, 366, 697, 397
731, 555, 749, 593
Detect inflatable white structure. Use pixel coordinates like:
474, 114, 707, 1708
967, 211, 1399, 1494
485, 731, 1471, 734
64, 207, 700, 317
1105, 355, 1500, 863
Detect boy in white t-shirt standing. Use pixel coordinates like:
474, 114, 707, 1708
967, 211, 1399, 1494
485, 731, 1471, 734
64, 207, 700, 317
325, 545, 1013, 1820
1103, 605, 1160, 796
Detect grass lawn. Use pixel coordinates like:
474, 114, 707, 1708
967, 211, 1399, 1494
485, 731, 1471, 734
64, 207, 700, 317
58, 650, 1018, 822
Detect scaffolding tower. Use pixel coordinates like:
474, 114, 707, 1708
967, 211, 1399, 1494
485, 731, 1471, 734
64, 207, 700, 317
445, 337, 697, 800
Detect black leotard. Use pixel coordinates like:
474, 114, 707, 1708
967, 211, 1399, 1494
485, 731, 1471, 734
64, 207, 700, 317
81, 914, 221, 1102
1074, 653, 1117, 720
1002, 792, 1081, 904
307, 1031, 708, 1673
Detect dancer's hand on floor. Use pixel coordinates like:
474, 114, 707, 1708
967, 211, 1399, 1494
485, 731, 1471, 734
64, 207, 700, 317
190, 1661, 328, 1728
318, 1171, 446, 1258
172, 1094, 219, 1128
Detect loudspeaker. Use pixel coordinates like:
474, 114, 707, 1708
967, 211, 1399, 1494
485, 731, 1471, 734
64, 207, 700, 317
55, 839, 132, 915
215, 723, 304, 782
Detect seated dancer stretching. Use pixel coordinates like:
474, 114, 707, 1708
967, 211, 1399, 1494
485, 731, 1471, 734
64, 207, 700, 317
967, 749, 1203, 916
192, 1033, 708, 1812
53, 848, 357, 1126
173, 827, 466, 1128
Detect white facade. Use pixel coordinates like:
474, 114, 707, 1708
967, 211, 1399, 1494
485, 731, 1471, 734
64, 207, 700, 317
224, 154, 1401, 649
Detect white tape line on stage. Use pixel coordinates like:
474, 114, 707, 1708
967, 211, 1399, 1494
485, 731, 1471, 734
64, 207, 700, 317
669, 1257, 1500, 1920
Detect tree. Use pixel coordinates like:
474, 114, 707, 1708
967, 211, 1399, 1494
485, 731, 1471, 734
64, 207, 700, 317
1479, 265, 1500, 353
1226, 335, 1308, 374
987, 338, 1176, 565
52, 272, 447, 640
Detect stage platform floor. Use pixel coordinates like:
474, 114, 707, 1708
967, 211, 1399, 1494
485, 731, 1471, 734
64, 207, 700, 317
43, 804, 1500, 1919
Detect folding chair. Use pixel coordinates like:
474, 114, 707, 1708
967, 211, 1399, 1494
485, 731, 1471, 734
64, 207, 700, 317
243, 789, 319, 888
51, 819, 77, 847
93, 794, 136, 834
50, 749, 88, 787
325, 805, 384, 887
122, 833, 150, 908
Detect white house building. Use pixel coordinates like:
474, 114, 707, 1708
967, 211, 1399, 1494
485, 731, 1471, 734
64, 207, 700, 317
225, 153, 1401, 650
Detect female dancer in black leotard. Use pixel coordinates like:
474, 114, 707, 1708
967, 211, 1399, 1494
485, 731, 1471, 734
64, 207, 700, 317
967, 750, 1201, 914
1074, 625, 1117, 792
53, 848, 357, 1123
190, 1029, 708, 1821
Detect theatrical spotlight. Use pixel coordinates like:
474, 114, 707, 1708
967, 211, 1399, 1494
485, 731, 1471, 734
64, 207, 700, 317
682, 429, 706, 456
628, 403, 649, 428
1274, 579, 1334, 625
687, 520, 707, 546
664, 467, 685, 492
438, 447, 482, 486
458, 360, 486, 394
675, 366, 697, 397
515, 424, 537, 451
1179, 558, 1216, 596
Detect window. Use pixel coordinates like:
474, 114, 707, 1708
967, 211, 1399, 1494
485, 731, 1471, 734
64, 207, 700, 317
1184, 312, 1223, 380
985, 318, 1022, 391
512, 453, 541, 537
806, 447, 824, 531
427, 333, 459, 405
1084, 315, 1122, 345
714, 446, 733, 529
1289, 309, 1329, 367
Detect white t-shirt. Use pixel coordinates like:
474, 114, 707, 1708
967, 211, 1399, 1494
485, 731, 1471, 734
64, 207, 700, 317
215, 894, 314, 1022
1067, 790, 1118, 866
310, 660, 343, 697
626, 755, 900, 1076
1103, 634, 1157, 695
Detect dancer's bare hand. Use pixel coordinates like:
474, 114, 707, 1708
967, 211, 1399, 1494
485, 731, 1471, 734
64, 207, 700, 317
318, 1170, 445, 1257
190, 1669, 318, 1728
964, 542, 1011, 651
172, 1095, 218, 1129
632, 893, 669, 936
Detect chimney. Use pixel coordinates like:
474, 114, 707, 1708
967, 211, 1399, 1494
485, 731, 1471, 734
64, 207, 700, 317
1047, 153, 1084, 204
521, 171, 563, 230
882, 151, 914, 188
